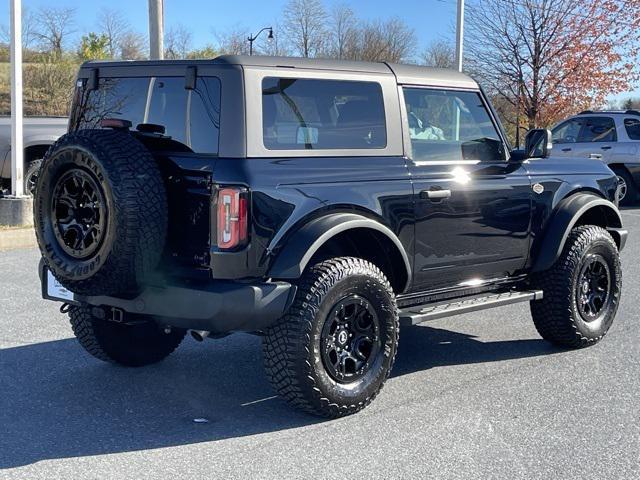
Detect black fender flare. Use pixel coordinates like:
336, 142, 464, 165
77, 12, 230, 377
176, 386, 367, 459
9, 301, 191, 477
268, 213, 412, 291
532, 193, 625, 273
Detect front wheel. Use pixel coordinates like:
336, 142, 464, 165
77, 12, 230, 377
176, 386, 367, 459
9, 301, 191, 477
263, 257, 399, 418
530, 226, 621, 348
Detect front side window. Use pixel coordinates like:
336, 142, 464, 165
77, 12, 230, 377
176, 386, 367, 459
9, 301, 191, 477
578, 117, 617, 143
402, 88, 505, 162
75, 76, 221, 154
624, 118, 640, 140
552, 119, 582, 144
262, 77, 386, 150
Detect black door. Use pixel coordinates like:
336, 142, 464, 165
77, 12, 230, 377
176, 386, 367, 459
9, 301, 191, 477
402, 87, 532, 291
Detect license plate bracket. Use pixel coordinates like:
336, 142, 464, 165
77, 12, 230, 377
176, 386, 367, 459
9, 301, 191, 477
42, 267, 79, 304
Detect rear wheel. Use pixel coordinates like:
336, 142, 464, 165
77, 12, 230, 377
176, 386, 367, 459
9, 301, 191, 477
69, 306, 186, 367
530, 226, 621, 348
263, 257, 399, 418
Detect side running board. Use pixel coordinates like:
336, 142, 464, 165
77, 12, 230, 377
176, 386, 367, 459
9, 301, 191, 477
399, 290, 544, 326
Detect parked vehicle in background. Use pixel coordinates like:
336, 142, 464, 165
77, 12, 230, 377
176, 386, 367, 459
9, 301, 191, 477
551, 110, 640, 205
0, 116, 68, 196
34, 56, 626, 418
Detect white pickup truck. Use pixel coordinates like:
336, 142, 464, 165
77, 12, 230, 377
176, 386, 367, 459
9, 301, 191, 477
0, 116, 68, 195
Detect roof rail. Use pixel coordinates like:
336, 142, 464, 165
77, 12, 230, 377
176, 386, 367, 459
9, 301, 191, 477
577, 109, 640, 116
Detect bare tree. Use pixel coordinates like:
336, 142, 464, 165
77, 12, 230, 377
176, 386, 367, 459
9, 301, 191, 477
33, 6, 76, 59
357, 18, 416, 63
215, 26, 251, 55
0, 7, 37, 50
283, 0, 327, 57
118, 31, 147, 60
421, 39, 455, 68
97, 8, 129, 58
164, 24, 193, 59
327, 3, 358, 59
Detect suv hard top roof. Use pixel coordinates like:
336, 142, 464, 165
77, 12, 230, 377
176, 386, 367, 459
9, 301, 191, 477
82, 55, 479, 90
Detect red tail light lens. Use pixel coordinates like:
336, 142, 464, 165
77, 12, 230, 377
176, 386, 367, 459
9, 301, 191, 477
216, 187, 249, 250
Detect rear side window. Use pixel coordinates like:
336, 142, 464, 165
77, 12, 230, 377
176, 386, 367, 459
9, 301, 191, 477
75, 76, 221, 154
624, 118, 640, 140
261, 77, 386, 150
402, 88, 505, 162
578, 117, 617, 142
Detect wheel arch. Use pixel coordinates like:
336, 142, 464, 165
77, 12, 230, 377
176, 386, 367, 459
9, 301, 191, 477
267, 213, 411, 293
532, 192, 625, 273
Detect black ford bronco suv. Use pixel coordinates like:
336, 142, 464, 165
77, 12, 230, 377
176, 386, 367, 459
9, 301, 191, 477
34, 56, 627, 418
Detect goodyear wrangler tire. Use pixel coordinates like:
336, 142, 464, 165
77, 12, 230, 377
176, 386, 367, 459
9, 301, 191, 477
263, 257, 399, 418
34, 129, 167, 296
530, 226, 622, 348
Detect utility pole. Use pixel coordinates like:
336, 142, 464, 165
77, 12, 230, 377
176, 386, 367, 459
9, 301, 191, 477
10, 0, 23, 197
455, 0, 465, 72
148, 0, 164, 60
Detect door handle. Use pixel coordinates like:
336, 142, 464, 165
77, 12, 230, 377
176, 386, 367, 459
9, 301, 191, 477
421, 189, 452, 200
601, 146, 612, 150
561, 147, 572, 152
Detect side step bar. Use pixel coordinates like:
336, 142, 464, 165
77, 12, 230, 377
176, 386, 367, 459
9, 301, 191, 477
399, 290, 544, 326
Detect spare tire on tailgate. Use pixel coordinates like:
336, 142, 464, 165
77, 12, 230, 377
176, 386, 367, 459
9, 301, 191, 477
34, 129, 167, 296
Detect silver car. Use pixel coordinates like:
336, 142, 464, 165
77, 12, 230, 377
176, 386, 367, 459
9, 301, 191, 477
551, 110, 640, 205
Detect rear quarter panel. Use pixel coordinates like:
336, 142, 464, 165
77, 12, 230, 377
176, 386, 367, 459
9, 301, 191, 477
209, 156, 413, 279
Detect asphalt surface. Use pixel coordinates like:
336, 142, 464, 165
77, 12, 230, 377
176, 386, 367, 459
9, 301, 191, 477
1, 211, 639, 479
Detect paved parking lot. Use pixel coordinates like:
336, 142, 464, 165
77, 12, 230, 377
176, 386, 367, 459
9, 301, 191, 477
1, 210, 639, 479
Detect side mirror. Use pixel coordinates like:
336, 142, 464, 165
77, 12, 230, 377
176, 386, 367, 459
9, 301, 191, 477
524, 128, 553, 158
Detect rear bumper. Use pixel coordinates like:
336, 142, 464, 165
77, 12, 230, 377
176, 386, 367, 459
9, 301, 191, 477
40, 260, 296, 333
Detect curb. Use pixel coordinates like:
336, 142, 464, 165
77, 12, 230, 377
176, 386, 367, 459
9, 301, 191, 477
0, 227, 37, 251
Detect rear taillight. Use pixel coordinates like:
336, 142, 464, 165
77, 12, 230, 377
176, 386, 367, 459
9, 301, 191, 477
216, 187, 249, 250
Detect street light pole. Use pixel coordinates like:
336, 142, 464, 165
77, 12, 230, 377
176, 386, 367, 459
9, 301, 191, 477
148, 0, 164, 60
248, 27, 273, 56
455, 0, 465, 72
10, 0, 23, 197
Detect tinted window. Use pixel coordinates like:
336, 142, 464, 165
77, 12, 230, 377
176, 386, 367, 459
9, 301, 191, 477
624, 118, 640, 140
262, 77, 386, 150
402, 88, 505, 162
552, 119, 581, 144
578, 117, 617, 142
76, 76, 221, 154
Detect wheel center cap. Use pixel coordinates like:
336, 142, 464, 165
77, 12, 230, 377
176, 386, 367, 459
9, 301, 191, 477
337, 330, 349, 346
582, 281, 590, 294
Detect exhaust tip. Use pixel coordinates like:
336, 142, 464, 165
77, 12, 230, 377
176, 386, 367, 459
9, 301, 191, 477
190, 330, 210, 342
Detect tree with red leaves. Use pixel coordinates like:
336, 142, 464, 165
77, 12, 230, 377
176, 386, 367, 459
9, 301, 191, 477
466, 0, 640, 134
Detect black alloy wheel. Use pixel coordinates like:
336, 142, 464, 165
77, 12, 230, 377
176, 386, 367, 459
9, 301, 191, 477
51, 168, 107, 259
575, 254, 611, 322
321, 295, 381, 383
263, 257, 399, 417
